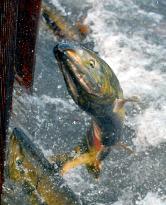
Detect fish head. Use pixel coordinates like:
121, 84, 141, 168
7, 131, 37, 183
54, 42, 123, 115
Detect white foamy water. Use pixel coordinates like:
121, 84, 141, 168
49, 0, 66, 14
134, 105, 166, 150
6, 1, 165, 204
85, 0, 166, 149
110, 192, 166, 205
136, 192, 166, 205
15, 94, 77, 113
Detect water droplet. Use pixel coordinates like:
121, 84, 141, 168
57, 85, 62, 89
73, 121, 77, 124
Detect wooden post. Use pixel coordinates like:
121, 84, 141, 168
0, 0, 41, 199
0, 0, 17, 198
15, 0, 41, 90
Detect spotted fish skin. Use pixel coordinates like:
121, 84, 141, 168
6, 128, 83, 204
54, 42, 125, 177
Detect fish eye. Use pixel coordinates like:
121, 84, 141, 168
89, 59, 95, 68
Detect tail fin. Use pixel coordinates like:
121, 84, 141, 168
49, 147, 102, 178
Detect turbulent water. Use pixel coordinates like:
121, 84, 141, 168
6, 0, 166, 204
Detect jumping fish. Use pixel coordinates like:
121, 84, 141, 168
42, 2, 89, 41
53, 42, 137, 178
5, 128, 84, 205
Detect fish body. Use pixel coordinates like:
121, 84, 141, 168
53, 42, 128, 177
42, 3, 88, 41
6, 128, 83, 205
54, 43, 124, 110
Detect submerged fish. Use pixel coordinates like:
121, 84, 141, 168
5, 128, 83, 205
53, 42, 137, 178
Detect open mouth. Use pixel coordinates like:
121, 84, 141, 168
53, 43, 100, 97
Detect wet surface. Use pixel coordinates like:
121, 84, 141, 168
3, 0, 166, 204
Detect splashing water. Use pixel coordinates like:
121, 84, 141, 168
85, 0, 166, 149
5, 0, 166, 204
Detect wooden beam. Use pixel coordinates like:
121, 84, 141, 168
15, 0, 41, 90
0, 0, 41, 199
0, 0, 17, 198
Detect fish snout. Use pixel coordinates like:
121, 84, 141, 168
53, 42, 77, 60
53, 43, 65, 61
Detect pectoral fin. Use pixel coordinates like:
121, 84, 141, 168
49, 147, 100, 176
61, 149, 99, 175
113, 142, 134, 155
113, 96, 140, 113
75, 16, 89, 37
125, 96, 140, 103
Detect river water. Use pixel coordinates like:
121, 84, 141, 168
6, 0, 166, 204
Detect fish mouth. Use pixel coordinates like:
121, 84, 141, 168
53, 42, 100, 97
54, 42, 72, 62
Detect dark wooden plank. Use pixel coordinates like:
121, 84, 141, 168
15, 0, 41, 90
0, 0, 41, 198
0, 0, 17, 198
